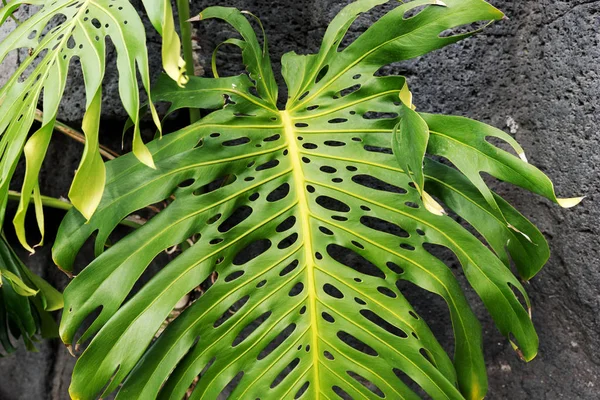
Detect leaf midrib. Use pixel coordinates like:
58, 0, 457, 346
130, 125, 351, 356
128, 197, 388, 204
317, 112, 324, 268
280, 109, 321, 396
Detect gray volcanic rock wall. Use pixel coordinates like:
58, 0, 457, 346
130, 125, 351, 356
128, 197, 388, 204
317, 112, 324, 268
0, 0, 598, 399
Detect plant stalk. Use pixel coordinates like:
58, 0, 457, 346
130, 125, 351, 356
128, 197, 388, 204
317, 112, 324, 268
7, 191, 143, 229
2, 0, 20, 25
34, 110, 119, 160
176, 0, 201, 123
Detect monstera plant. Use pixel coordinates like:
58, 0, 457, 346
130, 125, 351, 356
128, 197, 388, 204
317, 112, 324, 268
0, 0, 582, 399
0, 0, 186, 357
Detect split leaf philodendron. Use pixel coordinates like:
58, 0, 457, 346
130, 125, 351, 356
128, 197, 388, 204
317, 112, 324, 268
2, 0, 581, 399
0, 0, 185, 358
0, 0, 185, 251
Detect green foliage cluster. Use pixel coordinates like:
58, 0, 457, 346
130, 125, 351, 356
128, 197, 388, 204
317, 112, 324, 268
0, 1, 581, 399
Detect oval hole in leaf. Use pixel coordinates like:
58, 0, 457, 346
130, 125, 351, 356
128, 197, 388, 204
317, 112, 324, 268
233, 239, 271, 265
352, 174, 407, 194
333, 386, 352, 400
232, 311, 272, 347
256, 159, 280, 171
218, 371, 244, 398
288, 282, 304, 297
316, 196, 350, 213
320, 166, 337, 174
258, 323, 297, 360
347, 370, 385, 398
218, 206, 253, 233
337, 331, 378, 356
276, 216, 296, 232
386, 261, 405, 275
270, 357, 300, 388
315, 65, 329, 83
267, 183, 290, 202
224, 270, 244, 283
213, 295, 249, 328
222, 137, 250, 146
294, 381, 310, 399
327, 244, 385, 279
393, 368, 428, 398
363, 111, 398, 120
194, 174, 237, 196
323, 283, 344, 299
278, 233, 299, 249
377, 286, 397, 298
360, 216, 410, 238
280, 260, 299, 276
363, 145, 393, 154
322, 312, 335, 323
360, 309, 408, 339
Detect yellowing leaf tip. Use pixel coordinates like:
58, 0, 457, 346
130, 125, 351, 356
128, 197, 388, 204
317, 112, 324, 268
518, 152, 528, 163
423, 191, 446, 216
557, 196, 585, 208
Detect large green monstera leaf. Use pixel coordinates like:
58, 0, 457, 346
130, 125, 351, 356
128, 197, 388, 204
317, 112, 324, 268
53, 1, 581, 399
0, 0, 185, 251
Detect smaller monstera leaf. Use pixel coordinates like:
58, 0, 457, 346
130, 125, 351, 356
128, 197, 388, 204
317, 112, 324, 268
0, 236, 62, 356
0, 0, 184, 251
52, 1, 578, 400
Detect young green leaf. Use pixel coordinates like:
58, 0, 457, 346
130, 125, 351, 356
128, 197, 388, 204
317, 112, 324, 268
0, 236, 61, 355
0, 0, 172, 250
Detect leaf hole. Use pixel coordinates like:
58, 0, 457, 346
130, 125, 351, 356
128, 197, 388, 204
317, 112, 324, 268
232, 311, 272, 347
276, 216, 297, 232
332, 385, 352, 400
337, 331, 378, 356
386, 261, 405, 275
278, 233, 299, 249
327, 244, 385, 279
279, 260, 299, 276
225, 270, 244, 282
360, 309, 408, 338
256, 159, 280, 171
352, 174, 407, 194
295, 381, 310, 399
316, 196, 350, 212
270, 358, 300, 388
324, 140, 346, 147
318, 226, 334, 236
363, 144, 393, 154
360, 216, 409, 238
323, 283, 344, 299
289, 282, 305, 297
233, 239, 272, 265
267, 183, 290, 202
377, 286, 397, 298
347, 371, 385, 398
320, 166, 337, 174
214, 295, 249, 327
315, 65, 329, 83
258, 323, 297, 360
322, 312, 335, 323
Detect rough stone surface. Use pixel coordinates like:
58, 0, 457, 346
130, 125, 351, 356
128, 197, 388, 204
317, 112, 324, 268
0, 0, 598, 399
